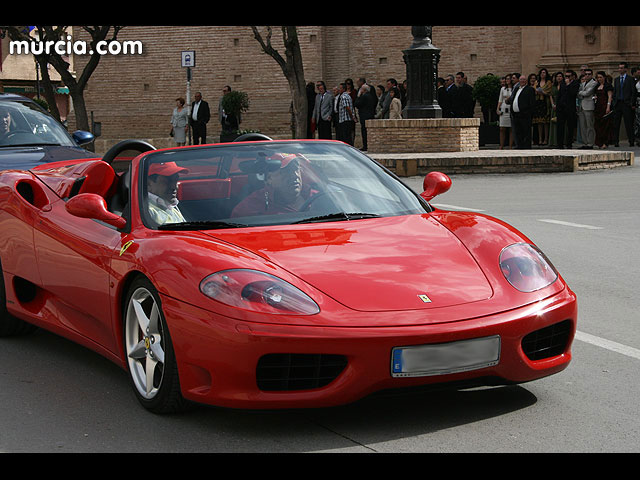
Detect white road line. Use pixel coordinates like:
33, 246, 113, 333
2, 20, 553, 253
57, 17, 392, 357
575, 330, 640, 361
432, 203, 485, 212
537, 219, 603, 230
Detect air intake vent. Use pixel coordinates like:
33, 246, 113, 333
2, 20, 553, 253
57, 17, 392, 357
522, 320, 572, 361
256, 353, 347, 391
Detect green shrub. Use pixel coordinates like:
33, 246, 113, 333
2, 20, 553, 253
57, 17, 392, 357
472, 74, 501, 110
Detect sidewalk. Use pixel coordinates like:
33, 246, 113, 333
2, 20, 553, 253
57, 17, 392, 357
368, 142, 637, 176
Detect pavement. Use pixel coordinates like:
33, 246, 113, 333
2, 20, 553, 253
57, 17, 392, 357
368, 141, 638, 176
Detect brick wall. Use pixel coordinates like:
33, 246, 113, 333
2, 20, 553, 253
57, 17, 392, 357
69, 26, 522, 142
366, 118, 480, 154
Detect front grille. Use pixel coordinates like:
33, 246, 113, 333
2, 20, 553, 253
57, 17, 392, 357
522, 320, 572, 361
256, 353, 348, 392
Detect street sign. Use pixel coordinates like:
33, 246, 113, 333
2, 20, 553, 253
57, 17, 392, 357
181, 51, 195, 68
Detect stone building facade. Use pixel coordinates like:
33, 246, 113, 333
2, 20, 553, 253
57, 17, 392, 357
64, 26, 639, 147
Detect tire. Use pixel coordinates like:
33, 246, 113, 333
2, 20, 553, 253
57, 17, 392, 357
123, 277, 188, 413
0, 262, 37, 337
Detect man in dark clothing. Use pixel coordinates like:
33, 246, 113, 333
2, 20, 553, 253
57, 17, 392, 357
506, 75, 536, 149
455, 72, 475, 117
439, 75, 456, 118
612, 62, 637, 147
190, 91, 210, 145
354, 78, 378, 151
556, 70, 580, 149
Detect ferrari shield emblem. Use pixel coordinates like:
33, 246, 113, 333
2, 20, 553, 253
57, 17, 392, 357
418, 294, 432, 303
119, 240, 134, 256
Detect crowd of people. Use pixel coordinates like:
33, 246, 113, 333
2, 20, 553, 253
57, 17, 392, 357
495, 62, 639, 150
174, 62, 639, 153
309, 77, 410, 151
307, 62, 639, 152
308, 73, 480, 151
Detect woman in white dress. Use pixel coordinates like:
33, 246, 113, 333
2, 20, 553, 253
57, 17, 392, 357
496, 75, 513, 149
171, 97, 189, 146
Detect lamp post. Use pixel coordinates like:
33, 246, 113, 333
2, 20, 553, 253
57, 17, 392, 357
402, 26, 442, 119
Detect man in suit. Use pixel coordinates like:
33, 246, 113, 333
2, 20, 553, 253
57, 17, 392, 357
218, 85, 231, 127
612, 62, 637, 147
312, 81, 334, 140
455, 72, 475, 117
190, 91, 210, 145
556, 70, 580, 149
577, 68, 598, 149
439, 75, 456, 118
506, 75, 536, 149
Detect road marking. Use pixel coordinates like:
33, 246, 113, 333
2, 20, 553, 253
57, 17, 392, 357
537, 219, 603, 230
575, 330, 640, 361
432, 203, 485, 212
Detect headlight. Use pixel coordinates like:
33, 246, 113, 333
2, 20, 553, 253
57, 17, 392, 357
499, 243, 558, 292
200, 269, 320, 315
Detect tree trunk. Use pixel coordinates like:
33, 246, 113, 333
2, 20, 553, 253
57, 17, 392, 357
287, 69, 308, 139
69, 88, 93, 150
36, 58, 61, 122
251, 26, 308, 139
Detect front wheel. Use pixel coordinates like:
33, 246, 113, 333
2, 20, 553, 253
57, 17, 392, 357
124, 277, 188, 413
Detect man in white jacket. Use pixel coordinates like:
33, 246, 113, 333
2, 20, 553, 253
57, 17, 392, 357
577, 68, 598, 149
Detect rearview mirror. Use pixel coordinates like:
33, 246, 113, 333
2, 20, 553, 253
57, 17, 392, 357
420, 171, 452, 202
65, 193, 126, 229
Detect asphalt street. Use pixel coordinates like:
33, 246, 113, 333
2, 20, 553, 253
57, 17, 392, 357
0, 146, 638, 453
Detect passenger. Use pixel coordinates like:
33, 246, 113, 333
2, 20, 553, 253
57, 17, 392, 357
147, 161, 188, 224
231, 154, 314, 217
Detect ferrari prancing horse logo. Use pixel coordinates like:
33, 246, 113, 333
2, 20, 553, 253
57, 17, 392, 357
119, 240, 134, 256
418, 294, 432, 303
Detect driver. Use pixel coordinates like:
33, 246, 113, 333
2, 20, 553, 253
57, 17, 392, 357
147, 161, 189, 224
0, 107, 13, 139
231, 154, 313, 217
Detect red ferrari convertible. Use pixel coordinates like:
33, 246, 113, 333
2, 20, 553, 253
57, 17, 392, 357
0, 135, 576, 413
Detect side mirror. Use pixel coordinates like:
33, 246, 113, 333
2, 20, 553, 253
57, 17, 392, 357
72, 130, 95, 146
420, 171, 452, 202
66, 193, 126, 229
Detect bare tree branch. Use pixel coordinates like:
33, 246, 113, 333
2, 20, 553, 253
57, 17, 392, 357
251, 26, 287, 71
250, 26, 308, 138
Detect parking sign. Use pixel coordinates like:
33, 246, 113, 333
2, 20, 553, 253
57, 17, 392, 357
181, 51, 196, 68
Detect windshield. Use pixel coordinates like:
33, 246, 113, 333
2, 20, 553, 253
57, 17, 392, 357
140, 141, 429, 229
0, 99, 76, 147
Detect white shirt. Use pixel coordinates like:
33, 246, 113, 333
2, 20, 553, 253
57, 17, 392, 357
148, 193, 185, 225
192, 100, 200, 120
512, 86, 524, 113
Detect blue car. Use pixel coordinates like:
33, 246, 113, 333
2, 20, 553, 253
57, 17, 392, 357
0, 93, 95, 170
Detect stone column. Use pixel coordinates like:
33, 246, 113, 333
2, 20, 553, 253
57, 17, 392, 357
539, 26, 567, 70
599, 26, 619, 56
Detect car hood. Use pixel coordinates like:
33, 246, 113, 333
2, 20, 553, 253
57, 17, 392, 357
205, 214, 494, 312
0, 145, 94, 170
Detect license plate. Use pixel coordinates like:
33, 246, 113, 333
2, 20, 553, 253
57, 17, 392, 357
391, 335, 501, 377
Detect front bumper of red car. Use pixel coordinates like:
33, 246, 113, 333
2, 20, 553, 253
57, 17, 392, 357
162, 286, 577, 409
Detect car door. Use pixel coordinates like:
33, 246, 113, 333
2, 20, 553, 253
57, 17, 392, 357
34, 196, 123, 354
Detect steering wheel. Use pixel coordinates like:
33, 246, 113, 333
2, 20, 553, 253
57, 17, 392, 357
102, 139, 156, 165
3, 129, 38, 142
233, 133, 273, 142
300, 190, 343, 213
